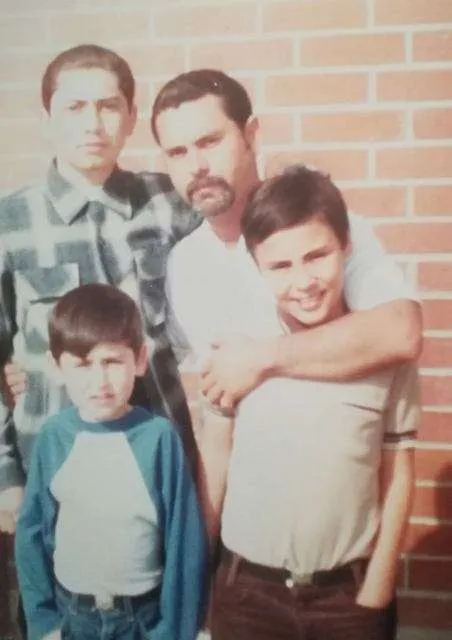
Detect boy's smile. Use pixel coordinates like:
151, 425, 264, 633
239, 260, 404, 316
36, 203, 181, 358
253, 216, 349, 331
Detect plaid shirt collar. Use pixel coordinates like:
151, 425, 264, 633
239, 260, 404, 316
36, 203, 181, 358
46, 160, 135, 224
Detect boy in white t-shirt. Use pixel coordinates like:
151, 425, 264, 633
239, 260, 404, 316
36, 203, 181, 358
202, 165, 418, 640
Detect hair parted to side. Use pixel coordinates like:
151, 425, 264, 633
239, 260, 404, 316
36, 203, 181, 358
49, 284, 144, 362
151, 68, 253, 144
41, 44, 135, 113
241, 164, 350, 255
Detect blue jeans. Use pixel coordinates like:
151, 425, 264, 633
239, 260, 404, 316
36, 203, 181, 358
55, 582, 160, 640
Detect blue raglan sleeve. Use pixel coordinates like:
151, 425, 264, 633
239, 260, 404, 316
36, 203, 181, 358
154, 424, 209, 640
14, 428, 61, 640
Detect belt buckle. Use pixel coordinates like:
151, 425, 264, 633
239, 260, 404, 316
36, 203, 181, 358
94, 593, 115, 610
285, 571, 314, 588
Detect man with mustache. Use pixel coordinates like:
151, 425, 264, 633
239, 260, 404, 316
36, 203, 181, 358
151, 69, 421, 639
151, 69, 421, 413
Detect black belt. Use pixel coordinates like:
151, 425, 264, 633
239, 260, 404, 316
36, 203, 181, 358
56, 580, 160, 612
221, 546, 368, 589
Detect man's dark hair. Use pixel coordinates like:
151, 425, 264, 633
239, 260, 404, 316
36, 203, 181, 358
42, 44, 135, 113
49, 284, 144, 362
242, 164, 350, 255
151, 69, 253, 144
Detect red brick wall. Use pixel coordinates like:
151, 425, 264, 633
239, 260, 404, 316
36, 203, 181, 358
1, 0, 452, 633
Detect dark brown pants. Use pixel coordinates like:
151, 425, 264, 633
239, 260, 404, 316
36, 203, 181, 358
211, 551, 393, 640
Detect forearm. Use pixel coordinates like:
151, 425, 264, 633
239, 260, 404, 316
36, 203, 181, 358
197, 408, 234, 550
358, 448, 414, 606
262, 300, 422, 382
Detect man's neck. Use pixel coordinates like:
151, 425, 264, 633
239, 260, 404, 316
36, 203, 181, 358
207, 178, 260, 248
57, 159, 115, 192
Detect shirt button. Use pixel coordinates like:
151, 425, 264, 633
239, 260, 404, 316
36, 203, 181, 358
285, 578, 294, 588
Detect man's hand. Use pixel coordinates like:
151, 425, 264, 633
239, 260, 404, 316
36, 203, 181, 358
0, 486, 24, 534
200, 336, 271, 412
2, 361, 26, 408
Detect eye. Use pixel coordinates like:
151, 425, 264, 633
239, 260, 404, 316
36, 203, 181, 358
199, 134, 221, 149
66, 102, 84, 112
167, 147, 186, 159
101, 99, 121, 112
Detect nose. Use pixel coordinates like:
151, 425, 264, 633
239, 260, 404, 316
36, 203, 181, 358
90, 363, 109, 387
188, 147, 209, 177
290, 264, 316, 293
82, 103, 102, 133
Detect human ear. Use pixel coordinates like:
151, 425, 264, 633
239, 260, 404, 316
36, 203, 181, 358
45, 350, 64, 386
244, 115, 260, 152
135, 343, 148, 377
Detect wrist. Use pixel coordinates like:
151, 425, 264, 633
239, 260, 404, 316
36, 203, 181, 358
259, 338, 281, 380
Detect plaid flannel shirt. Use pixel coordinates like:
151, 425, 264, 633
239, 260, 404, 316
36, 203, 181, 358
0, 162, 201, 488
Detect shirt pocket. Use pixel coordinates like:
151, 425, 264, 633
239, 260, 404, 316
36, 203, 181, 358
14, 263, 80, 354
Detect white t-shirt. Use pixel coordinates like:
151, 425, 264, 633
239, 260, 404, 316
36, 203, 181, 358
166, 213, 417, 363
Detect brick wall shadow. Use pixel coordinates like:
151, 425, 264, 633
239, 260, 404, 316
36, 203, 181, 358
400, 462, 452, 630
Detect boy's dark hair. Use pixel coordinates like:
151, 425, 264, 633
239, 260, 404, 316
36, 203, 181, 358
42, 44, 135, 113
241, 164, 350, 255
49, 284, 144, 362
151, 69, 253, 144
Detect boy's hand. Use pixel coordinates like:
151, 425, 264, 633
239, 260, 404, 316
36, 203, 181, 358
2, 361, 26, 408
200, 336, 269, 411
356, 580, 394, 610
43, 630, 62, 640
0, 486, 24, 534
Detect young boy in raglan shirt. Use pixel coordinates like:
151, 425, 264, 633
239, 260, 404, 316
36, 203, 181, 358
15, 283, 208, 640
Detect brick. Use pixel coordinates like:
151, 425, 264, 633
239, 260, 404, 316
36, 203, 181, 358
266, 73, 367, 107
404, 522, 452, 555
413, 108, 452, 140
421, 375, 452, 406
422, 300, 452, 330
342, 186, 406, 217
377, 70, 452, 102
154, 4, 258, 38
376, 0, 452, 25
410, 558, 452, 591
376, 147, 452, 180
259, 114, 294, 145
301, 111, 404, 143
412, 487, 452, 520
189, 39, 294, 71
263, 0, 366, 32
418, 262, 452, 291
127, 117, 156, 150
265, 149, 367, 182
413, 30, 452, 62
375, 221, 452, 253
0, 15, 48, 48
0, 52, 49, 83
420, 337, 452, 368
300, 33, 405, 67
0, 120, 49, 156
414, 449, 452, 482
49, 11, 151, 45
115, 43, 186, 78
414, 185, 452, 216
419, 411, 452, 442
399, 594, 452, 629
0, 156, 48, 191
